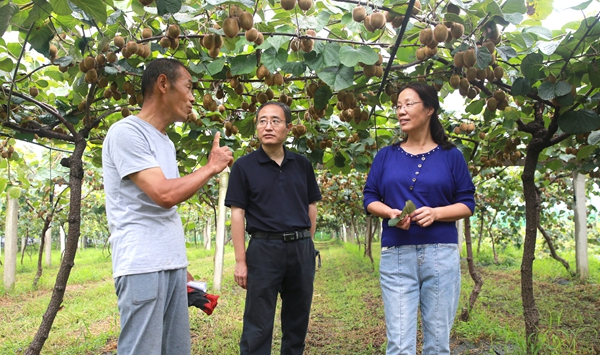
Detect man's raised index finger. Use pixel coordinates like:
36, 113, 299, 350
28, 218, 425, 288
213, 131, 221, 148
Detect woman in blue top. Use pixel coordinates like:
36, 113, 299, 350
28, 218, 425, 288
363, 82, 475, 355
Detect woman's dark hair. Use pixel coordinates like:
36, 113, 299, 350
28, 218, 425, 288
141, 58, 188, 99
398, 82, 455, 150
256, 101, 292, 124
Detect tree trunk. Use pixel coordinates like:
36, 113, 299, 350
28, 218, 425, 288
456, 219, 464, 256
26, 137, 86, 355
364, 215, 374, 265
60, 225, 66, 255
213, 170, 229, 292
476, 209, 485, 255
3, 196, 18, 289
460, 217, 483, 321
33, 217, 52, 288
572, 171, 588, 280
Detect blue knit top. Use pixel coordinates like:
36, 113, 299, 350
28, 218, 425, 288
363, 144, 475, 247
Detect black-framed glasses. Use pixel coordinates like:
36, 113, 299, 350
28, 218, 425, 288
256, 118, 284, 127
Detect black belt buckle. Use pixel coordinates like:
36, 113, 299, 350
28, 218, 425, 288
282, 231, 300, 242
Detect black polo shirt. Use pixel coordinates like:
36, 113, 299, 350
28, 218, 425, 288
225, 146, 322, 233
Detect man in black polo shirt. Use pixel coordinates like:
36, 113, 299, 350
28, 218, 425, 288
225, 101, 321, 355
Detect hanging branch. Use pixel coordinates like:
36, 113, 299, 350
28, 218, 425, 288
537, 223, 572, 274
6, 23, 34, 121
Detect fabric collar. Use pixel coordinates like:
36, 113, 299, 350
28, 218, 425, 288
257, 145, 295, 164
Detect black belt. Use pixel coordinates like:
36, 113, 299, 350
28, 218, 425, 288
251, 230, 311, 242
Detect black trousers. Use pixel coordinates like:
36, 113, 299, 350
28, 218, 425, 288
240, 237, 316, 355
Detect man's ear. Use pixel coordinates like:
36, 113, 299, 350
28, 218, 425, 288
156, 73, 169, 94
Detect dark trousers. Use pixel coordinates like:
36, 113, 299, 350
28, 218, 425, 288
240, 237, 316, 355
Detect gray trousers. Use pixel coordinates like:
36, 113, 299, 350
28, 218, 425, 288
114, 268, 191, 355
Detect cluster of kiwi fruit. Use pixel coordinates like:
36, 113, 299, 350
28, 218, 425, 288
335, 90, 370, 124
361, 53, 385, 78
223, 121, 239, 137
452, 121, 476, 135
352, 0, 420, 32
291, 123, 308, 138
158, 24, 181, 50
280, 0, 313, 11
0, 140, 15, 159
305, 137, 333, 151
225, 5, 264, 46
201, 31, 224, 58
290, 29, 317, 53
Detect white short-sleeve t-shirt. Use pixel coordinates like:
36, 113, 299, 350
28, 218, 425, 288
102, 116, 188, 278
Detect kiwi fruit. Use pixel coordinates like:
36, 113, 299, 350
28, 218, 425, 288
433, 24, 448, 43
450, 23, 464, 39
483, 41, 495, 54
466, 67, 477, 81
493, 89, 506, 102
306, 29, 316, 37
81, 56, 94, 71
113, 36, 125, 49
353, 6, 366, 22
167, 24, 180, 38
371, 12, 386, 29
391, 16, 405, 28
363, 65, 377, 78
493, 66, 504, 80
49, 44, 58, 57
257, 65, 270, 79
453, 51, 464, 68
298, 0, 313, 11
202, 35, 215, 49
476, 68, 487, 81
142, 28, 152, 39
463, 48, 477, 68
419, 27, 433, 45
486, 97, 497, 111
29, 87, 39, 97
290, 38, 301, 51
449, 74, 461, 89
208, 46, 220, 58
169, 37, 179, 50
85, 69, 98, 83
153, 37, 167, 49
245, 28, 259, 42
265, 74, 274, 86
425, 46, 437, 57
459, 77, 469, 91
239, 11, 254, 30
254, 32, 264, 45
98, 76, 109, 88
126, 40, 138, 54
301, 38, 314, 52
223, 17, 240, 38
364, 15, 375, 32
273, 73, 284, 86
281, 0, 296, 10
467, 87, 478, 99
412, 0, 421, 15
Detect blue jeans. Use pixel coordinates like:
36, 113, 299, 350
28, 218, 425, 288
380, 244, 460, 355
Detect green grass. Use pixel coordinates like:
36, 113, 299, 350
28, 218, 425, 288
1, 242, 599, 354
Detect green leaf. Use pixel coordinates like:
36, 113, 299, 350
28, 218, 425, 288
261, 48, 288, 73
205, 0, 254, 7
206, 57, 226, 76
317, 65, 354, 92
465, 99, 485, 115
538, 81, 556, 100
0, 2, 19, 38
536, 40, 560, 55
522, 26, 552, 40
304, 51, 326, 72
503, 0, 527, 14
53, 56, 73, 66
70, 0, 108, 24
339, 45, 379, 67
569, 0, 593, 10
587, 130, 600, 145
576, 145, 596, 161
50, 0, 72, 16
512, 77, 531, 96
476, 47, 493, 68
0, 177, 7, 193
486, 1, 504, 17
281, 62, 306, 76
0, 57, 13, 72
230, 54, 257, 76
521, 53, 544, 80
26, 24, 54, 58
496, 46, 517, 61
558, 110, 600, 134
23, 0, 53, 28
504, 13, 524, 25
322, 42, 341, 67
555, 81, 572, 97
266, 35, 289, 51
156, 0, 182, 15
314, 85, 333, 110
8, 187, 21, 199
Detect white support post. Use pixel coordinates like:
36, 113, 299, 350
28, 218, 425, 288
213, 169, 229, 292
3, 197, 18, 289
573, 171, 588, 280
